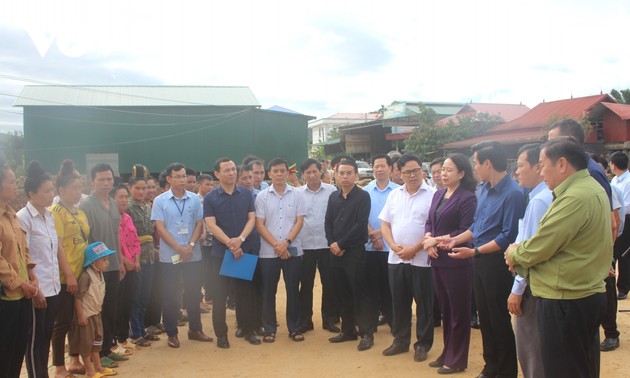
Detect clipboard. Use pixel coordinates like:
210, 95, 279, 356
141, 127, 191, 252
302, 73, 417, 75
219, 249, 258, 281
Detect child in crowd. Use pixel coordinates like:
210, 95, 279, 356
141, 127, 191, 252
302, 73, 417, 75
70, 242, 118, 378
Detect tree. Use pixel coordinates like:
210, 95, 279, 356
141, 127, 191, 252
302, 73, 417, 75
0, 130, 25, 176
611, 89, 630, 104
327, 127, 340, 140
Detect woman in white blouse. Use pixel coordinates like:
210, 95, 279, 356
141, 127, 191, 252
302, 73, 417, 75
17, 161, 59, 378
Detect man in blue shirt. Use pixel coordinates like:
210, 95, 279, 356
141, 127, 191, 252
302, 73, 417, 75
363, 154, 399, 328
440, 141, 525, 378
204, 158, 259, 348
151, 162, 211, 349
506, 143, 552, 378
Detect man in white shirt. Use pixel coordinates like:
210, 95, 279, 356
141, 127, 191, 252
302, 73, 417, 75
379, 153, 436, 362
610, 151, 630, 300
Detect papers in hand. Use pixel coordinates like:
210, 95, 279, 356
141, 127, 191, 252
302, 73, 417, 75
219, 249, 258, 281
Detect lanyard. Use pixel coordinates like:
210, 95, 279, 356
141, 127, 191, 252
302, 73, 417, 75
172, 197, 187, 218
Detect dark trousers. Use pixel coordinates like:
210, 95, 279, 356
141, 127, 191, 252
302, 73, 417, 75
538, 293, 606, 378
144, 261, 162, 327
433, 265, 473, 369
388, 264, 434, 350
474, 253, 517, 378
259, 256, 302, 334
52, 287, 77, 366
115, 270, 136, 343
160, 261, 203, 337
101, 270, 120, 357
299, 248, 339, 327
602, 270, 619, 339
366, 251, 392, 327
201, 246, 213, 302
235, 262, 261, 335
209, 255, 232, 338
0, 298, 31, 378
331, 246, 377, 336
26, 295, 60, 378
615, 217, 630, 294
130, 264, 154, 339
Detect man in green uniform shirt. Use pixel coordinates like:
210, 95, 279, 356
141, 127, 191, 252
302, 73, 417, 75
506, 138, 611, 378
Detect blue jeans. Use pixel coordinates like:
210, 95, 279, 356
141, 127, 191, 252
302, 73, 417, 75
259, 256, 302, 334
130, 264, 154, 339
160, 261, 203, 337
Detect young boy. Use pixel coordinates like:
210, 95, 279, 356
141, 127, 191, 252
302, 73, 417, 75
70, 242, 118, 377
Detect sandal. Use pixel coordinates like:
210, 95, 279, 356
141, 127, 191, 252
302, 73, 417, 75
143, 333, 160, 341
262, 333, 276, 343
100, 357, 119, 369
131, 337, 152, 347
111, 346, 132, 356
107, 352, 129, 362
99, 367, 118, 376
289, 332, 305, 342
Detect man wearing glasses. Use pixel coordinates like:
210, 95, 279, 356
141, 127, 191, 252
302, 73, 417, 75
151, 163, 213, 349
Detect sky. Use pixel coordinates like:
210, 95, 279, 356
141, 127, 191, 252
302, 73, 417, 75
0, 0, 629, 133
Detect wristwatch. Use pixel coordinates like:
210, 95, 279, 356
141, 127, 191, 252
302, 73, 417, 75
189, 241, 195, 247
240, 236, 246, 243
474, 247, 480, 257
286, 238, 293, 245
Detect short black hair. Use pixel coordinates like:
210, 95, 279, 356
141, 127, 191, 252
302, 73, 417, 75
300, 158, 321, 173
591, 154, 608, 170
372, 154, 392, 167
430, 157, 444, 169
391, 156, 400, 170
517, 143, 542, 166
268, 157, 289, 171
158, 171, 168, 189
242, 155, 264, 167
471, 140, 507, 172
214, 157, 232, 173
610, 151, 629, 171
397, 153, 422, 171
165, 162, 186, 176
542, 138, 588, 171
336, 158, 358, 173
185, 168, 197, 177
90, 163, 114, 181
549, 119, 585, 145
446, 153, 477, 192
197, 173, 213, 183
110, 182, 129, 198
24, 160, 52, 196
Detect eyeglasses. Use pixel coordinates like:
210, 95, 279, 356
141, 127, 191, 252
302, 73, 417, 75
401, 168, 422, 177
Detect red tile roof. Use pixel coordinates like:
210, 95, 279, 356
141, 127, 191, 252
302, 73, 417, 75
601, 102, 630, 120
444, 129, 545, 149
491, 94, 614, 132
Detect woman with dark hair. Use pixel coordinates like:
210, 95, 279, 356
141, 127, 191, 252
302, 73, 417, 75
50, 159, 93, 376
17, 161, 60, 378
0, 159, 38, 378
422, 153, 477, 374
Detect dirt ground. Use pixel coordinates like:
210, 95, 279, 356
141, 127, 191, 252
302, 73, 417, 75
38, 277, 629, 378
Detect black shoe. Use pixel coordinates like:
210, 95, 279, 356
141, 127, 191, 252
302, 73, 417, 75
323, 321, 341, 333
414, 346, 428, 362
217, 335, 230, 349
329, 332, 358, 343
471, 317, 480, 329
618, 292, 628, 300
244, 332, 261, 345
438, 366, 465, 375
254, 327, 265, 336
476, 373, 495, 378
377, 315, 387, 326
299, 323, 314, 333
235, 328, 244, 338
382, 342, 409, 356
429, 359, 444, 368
600, 337, 619, 351
357, 334, 374, 351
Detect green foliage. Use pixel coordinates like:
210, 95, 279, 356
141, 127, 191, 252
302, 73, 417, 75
0, 131, 25, 176
403, 105, 503, 160
611, 89, 630, 104
327, 127, 340, 140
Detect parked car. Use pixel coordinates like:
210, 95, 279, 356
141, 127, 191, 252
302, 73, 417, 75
356, 160, 373, 179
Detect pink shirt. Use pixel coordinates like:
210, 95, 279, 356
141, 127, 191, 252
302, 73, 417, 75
119, 212, 141, 260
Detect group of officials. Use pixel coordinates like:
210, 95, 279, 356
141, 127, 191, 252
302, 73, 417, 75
0, 117, 622, 378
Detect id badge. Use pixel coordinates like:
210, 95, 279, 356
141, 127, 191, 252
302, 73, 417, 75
178, 227, 189, 235
171, 255, 181, 264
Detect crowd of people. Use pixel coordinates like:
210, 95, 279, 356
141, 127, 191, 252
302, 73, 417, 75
0, 118, 625, 377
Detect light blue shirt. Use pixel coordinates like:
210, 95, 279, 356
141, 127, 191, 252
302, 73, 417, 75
363, 179, 399, 252
612, 185, 625, 236
151, 189, 203, 263
298, 182, 337, 250
612, 170, 630, 212
512, 181, 553, 295
255, 184, 306, 258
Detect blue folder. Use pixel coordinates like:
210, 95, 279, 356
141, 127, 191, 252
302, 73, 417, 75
219, 249, 258, 281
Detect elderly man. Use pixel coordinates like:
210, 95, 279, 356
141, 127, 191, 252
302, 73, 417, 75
506, 138, 611, 378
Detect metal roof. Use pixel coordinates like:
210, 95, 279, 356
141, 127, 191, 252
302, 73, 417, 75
14, 85, 260, 107
600, 102, 630, 120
